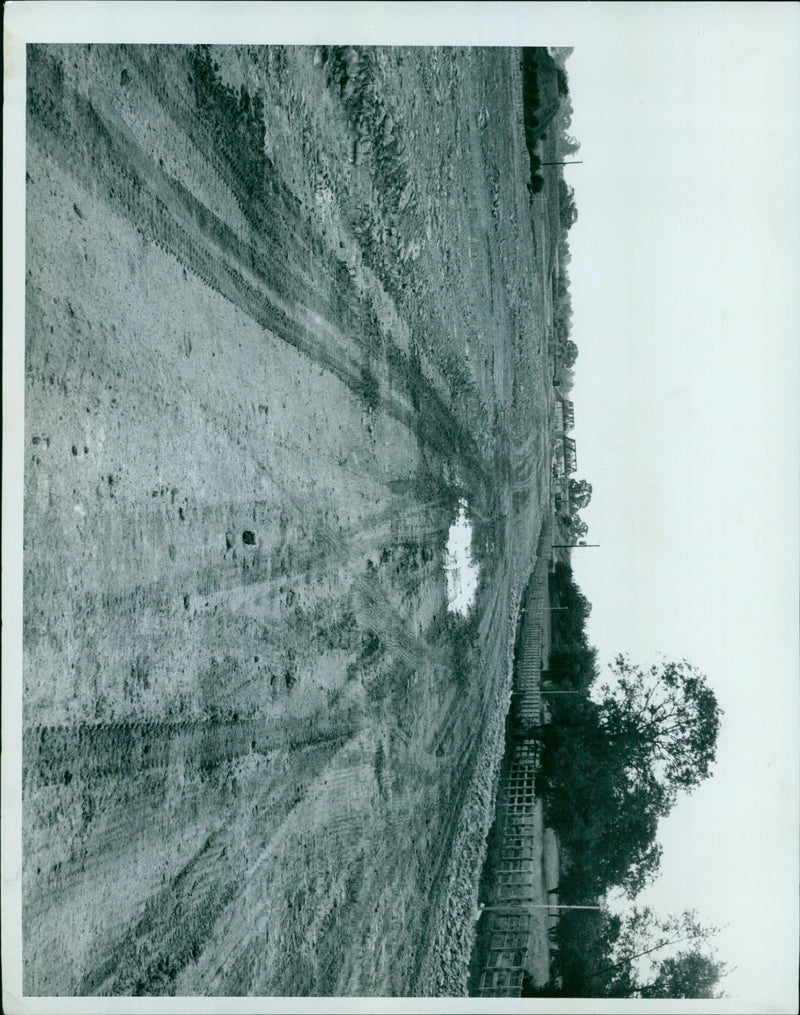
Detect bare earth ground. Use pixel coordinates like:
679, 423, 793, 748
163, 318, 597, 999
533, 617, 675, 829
23, 45, 554, 996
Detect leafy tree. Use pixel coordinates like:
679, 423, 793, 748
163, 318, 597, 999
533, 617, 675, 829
550, 564, 590, 621
597, 656, 722, 810
557, 234, 573, 268
562, 339, 579, 367
547, 645, 598, 692
565, 516, 588, 541
557, 365, 576, 393
537, 700, 667, 899
641, 949, 727, 998
595, 907, 726, 999
549, 46, 575, 70
558, 179, 578, 230
552, 904, 626, 996
555, 905, 725, 998
548, 562, 594, 666
545, 656, 721, 810
555, 92, 576, 146
539, 655, 721, 899
568, 478, 592, 511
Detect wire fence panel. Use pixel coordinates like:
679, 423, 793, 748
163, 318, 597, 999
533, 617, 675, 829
473, 522, 553, 997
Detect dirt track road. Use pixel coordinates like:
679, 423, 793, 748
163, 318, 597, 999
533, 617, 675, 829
23, 45, 554, 995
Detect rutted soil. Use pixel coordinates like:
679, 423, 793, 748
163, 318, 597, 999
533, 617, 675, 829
23, 44, 554, 996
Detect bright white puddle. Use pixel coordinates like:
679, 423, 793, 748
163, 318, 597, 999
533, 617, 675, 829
445, 499, 480, 616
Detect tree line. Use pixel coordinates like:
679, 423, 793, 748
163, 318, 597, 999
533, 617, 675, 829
523, 51, 725, 996
530, 563, 726, 997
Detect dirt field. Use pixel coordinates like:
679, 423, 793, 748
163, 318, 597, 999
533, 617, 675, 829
22, 44, 555, 996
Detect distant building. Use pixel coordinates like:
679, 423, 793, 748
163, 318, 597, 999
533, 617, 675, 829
552, 434, 577, 479
552, 395, 576, 511
553, 397, 574, 435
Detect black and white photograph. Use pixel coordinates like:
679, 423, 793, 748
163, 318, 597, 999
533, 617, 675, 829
2, 3, 798, 1011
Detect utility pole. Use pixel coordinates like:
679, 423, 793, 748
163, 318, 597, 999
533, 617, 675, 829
478, 903, 601, 915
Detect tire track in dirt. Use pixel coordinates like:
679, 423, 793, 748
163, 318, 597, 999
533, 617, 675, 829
22, 495, 440, 632
23, 711, 366, 789
23, 45, 552, 996
28, 47, 489, 494
407, 555, 520, 990
24, 712, 367, 995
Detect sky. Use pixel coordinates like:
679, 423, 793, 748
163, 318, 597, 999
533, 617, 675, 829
3, 3, 799, 1014
562, 8, 799, 1008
